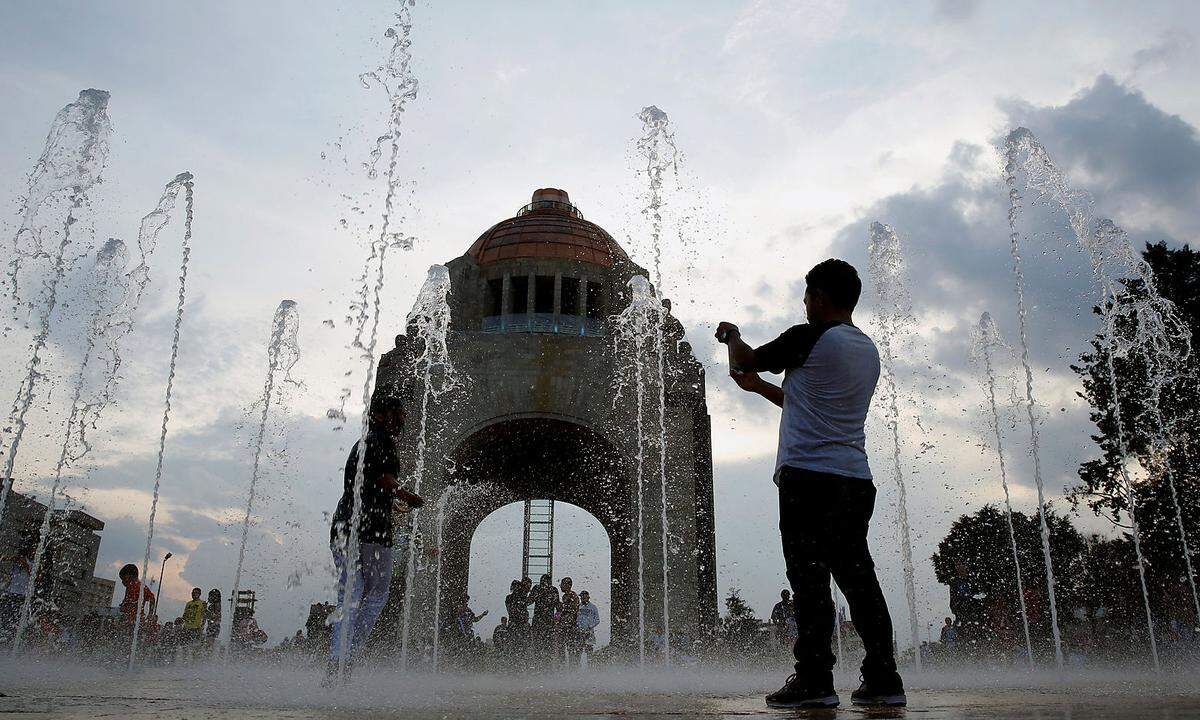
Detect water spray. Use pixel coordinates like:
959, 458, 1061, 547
131, 174, 195, 670
226, 300, 301, 663
970, 312, 1035, 668
1, 90, 111, 522
867, 221, 922, 672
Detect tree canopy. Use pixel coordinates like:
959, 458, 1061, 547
1070, 241, 1200, 622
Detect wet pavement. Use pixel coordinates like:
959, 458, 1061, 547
1, 661, 1198, 719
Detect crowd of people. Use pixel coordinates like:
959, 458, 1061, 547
110, 564, 268, 664
442, 574, 601, 669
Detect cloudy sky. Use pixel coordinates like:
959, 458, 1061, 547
2, 1, 1199, 649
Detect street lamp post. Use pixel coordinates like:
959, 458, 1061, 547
156, 552, 173, 613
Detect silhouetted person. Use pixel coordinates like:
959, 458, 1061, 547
939, 617, 957, 646
232, 611, 268, 654
950, 559, 983, 646
492, 615, 511, 654
718, 259, 904, 709
529, 573, 560, 666
505, 579, 529, 628
118, 564, 156, 629
771, 589, 794, 648
504, 579, 530, 659
181, 587, 205, 660
326, 395, 424, 684
558, 577, 579, 664
204, 589, 222, 651
456, 594, 488, 641
575, 591, 600, 659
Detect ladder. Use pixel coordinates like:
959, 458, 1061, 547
522, 499, 554, 581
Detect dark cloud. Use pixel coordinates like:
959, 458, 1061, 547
814, 74, 1200, 502
1000, 74, 1200, 240
822, 74, 1200, 366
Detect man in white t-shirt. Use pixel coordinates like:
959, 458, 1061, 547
717, 258, 904, 709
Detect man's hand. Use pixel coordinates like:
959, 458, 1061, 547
730, 368, 785, 408
715, 321, 740, 344
730, 369, 765, 393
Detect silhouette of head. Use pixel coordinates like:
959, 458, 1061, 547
804, 258, 861, 320
119, 563, 139, 585
369, 395, 406, 433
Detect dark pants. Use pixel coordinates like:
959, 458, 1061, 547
778, 466, 899, 682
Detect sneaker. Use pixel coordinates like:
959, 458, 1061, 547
765, 673, 840, 709
850, 673, 906, 707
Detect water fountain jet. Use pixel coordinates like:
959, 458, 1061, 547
970, 311, 1035, 667
12, 239, 128, 654
1004, 127, 1197, 670
612, 274, 663, 667
1, 89, 111, 522
635, 105, 681, 666
340, 0, 422, 679
226, 299, 301, 662
398, 264, 458, 670
130, 173, 196, 670
866, 221, 922, 672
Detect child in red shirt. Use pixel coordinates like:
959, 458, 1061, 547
118, 563, 156, 626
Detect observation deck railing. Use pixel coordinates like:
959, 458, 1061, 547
482, 313, 605, 337
515, 200, 585, 219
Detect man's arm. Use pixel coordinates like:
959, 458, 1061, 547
375, 473, 425, 509
731, 370, 784, 408
715, 322, 763, 372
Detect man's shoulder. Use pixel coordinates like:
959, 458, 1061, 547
834, 321, 872, 338
808, 323, 877, 357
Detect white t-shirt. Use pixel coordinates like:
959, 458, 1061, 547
754, 321, 880, 480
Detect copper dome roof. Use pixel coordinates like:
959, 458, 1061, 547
466, 189, 628, 267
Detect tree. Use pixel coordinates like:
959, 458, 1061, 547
1070, 241, 1200, 626
720, 588, 761, 654
931, 504, 1088, 643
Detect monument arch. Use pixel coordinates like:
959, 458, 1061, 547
373, 188, 717, 657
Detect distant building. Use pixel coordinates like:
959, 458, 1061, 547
0, 479, 112, 621
81, 577, 116, 615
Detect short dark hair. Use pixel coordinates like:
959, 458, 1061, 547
805, 259, 861, 310
119, 563, 139, 580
